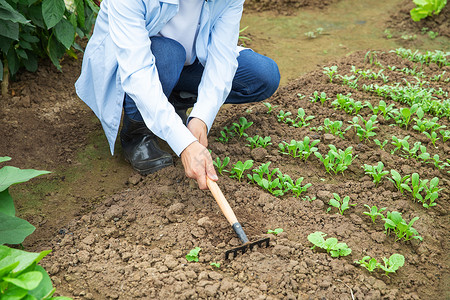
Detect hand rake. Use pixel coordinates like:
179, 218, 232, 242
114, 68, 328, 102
206, 177, 270, 260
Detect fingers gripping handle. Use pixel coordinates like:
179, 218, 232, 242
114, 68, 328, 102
206, 177, 249, 244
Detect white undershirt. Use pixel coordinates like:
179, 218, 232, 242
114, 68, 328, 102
158, 0, 204, 65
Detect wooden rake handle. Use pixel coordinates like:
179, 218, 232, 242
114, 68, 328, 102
206, 177, 249, 244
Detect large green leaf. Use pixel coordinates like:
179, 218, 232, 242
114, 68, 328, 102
0, 256, 20, 278
42, 0, 65, 29
0, 36, 14, 53
54, 17, 75, 49
28, 265, 57, 299
0, 189, 15, 216
0, 19, 19, 40
27, 4, 45, 29
0, 0, 29, 24
0, 166, 51, 192
74, 0, 84, 28
0, 246, 51, 274
23, 51, 38, 72
3, 271, 43, 290
0, 212, 36, 244
47, 34, 65, 70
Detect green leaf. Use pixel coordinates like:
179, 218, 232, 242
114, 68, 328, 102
3, 271, 43, 290
23, 52, 38, 72
0, 166, 51, 192
54, 17, 75, 49
27, 4, 45, 29
0, 189, 15, 216
185, 247, 201, 262
388, 253, 405, 270
74, 0, 85, 28
28, 265, 56, 299
0, 157, 11, 163
0, 284, 28, 299
328, 199, 340, 208
307, 231, 326, 248
0, 19, 19, 40
42, 0, 65, 29
0, 212, 36, 244
0, 257, 19, 278
0, 0, 30, 24
0, 246, 51, 273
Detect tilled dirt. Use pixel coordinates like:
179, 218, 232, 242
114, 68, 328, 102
243, 0, 339, 14
42, 51, 450, 299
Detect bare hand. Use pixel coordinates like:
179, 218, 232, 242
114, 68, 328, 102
187, 117, 208, 147
180, 141, 218, 190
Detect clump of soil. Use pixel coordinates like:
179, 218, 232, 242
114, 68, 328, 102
387, 0, 450, 38
43, 50, 449, 299
244, 0, 339, 15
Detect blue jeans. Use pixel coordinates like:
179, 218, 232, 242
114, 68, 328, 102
124, 36, 280, 121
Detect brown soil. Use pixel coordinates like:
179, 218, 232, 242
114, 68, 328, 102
243, 0, 339, 15
387, 0, 450, 38
39, 51, 449, 299
1, 2, 449, 300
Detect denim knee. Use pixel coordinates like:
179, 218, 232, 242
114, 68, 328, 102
259, 57, 280, 100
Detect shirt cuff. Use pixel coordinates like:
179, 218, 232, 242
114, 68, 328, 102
165, 123, 198, 156
188, 102, 221, 134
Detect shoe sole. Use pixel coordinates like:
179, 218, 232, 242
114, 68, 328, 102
124, 156, 173, 175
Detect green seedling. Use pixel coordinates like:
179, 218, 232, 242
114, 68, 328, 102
347, 115, 378, 142
440, 130, 450, 142
314, 145, 357, 175
363, 205, 387, 223
233, 117, 253, 138
323, 66, 338, 83
355, 256, 378, 272
186, 247, 202, 262
307, 232, 352, 258
430, 70, 446, 81
400, 140, 421, 159
391, 135, 410, 155
277, 110, 292, 123
246, 135, 272, 149
267, 228, 284, 235
315, 118, 346, 138
383, 211, 422, 242
355, 254, 405, 276
408, 173, 427, 202
393, 104, 419, 129
377, 100, 397, 120
263, 102, 278, 114
388, 170, 411, 194
363, 162, 389, 186
213, 156, 230, 175
423, 177, 442, 208
332, 93, 363, 115
431, 154, 444, 169
413, 107, 446, 133
216, 126, 235, 143
310, 91, 330, 105
292, 108, 315, 128
210, 262, 220, 268
378, 253, 406, 276
230, 160, 254, 182
327, 193, 356, 215
281, 176, 311, 197
278, 137, 319, 161
249, 162, 284, 196
374, 139, 388, 150
423, 131, 440, 148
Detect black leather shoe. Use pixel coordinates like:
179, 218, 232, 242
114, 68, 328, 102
168, 91, 197, 124
120, 115, 173, 175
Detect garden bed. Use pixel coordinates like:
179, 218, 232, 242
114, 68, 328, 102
42, 50, 450, 299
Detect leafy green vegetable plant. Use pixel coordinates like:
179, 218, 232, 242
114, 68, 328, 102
383, 211, 422, 242
216, 126, 235, 143
267, 228, 284, 235
323, 66, 338, 83
277, 110, 292, 123
246, 135, 272, 149
355, 253, 405, 276
388, 170, 411, 194
213, 156, 230, 175
263, 102, 278, 114
440, 130, 450, 142
423, 131, 440, 147
374, 139, 388, 150
393, 104, 419, 129
347, 115, 378, 142
248, 162, 285, 196
314, 145, 357, 175
307, 232, 352, 258
278, 137, 319, 161
186, 247, 201, 262
332, 93, 363, 115
410, 0, 447, 21
423, 177, 442, 208
327, 193, 356, 215
233, 117, 253, 138
230, 160, 254, 182
210, 262, 220, 268
281, 175, 311, 197
313, 118, 346, 138
363, 162, 389, 186
291, 108, 315, 128
363, 205, 387, 223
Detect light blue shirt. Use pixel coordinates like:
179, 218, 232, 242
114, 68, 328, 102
75, 0, 245, 156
